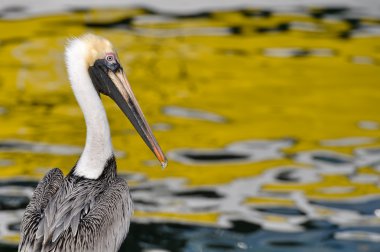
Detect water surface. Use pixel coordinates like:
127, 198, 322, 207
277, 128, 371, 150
0, 3, 380, 251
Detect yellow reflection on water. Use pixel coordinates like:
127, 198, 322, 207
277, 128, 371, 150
0, 9, 380, 230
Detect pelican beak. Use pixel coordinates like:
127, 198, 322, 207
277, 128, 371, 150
89, 64, 167, 168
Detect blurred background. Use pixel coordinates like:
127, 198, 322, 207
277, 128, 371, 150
0, 0, 380, 251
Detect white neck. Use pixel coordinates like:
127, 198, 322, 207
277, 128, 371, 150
65, 40, 113, 179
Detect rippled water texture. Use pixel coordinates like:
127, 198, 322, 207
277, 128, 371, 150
0, 2, 380, 252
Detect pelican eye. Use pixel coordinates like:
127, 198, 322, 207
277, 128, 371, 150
106, 55, 114, 62
104, 54, 120, 71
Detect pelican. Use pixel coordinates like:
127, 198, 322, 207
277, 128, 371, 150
18, 34, 167, 252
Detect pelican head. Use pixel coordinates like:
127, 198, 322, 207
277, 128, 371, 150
65, 34, 167, 169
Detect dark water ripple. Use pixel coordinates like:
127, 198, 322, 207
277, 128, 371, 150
121, 222, 380, 252
77, 6, 380, 39
1, 176, 380, 251
3, 219, 379, 252
311, 198, 380, 216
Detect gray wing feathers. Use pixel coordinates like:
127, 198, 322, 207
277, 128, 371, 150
38, 181, 98, 249
19, 168, 64, 252
82, 178, 133, 252
19, 168, 132, 252
42, 177, 132, 252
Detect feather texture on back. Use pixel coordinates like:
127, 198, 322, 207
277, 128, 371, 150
19, 157, 133, 252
